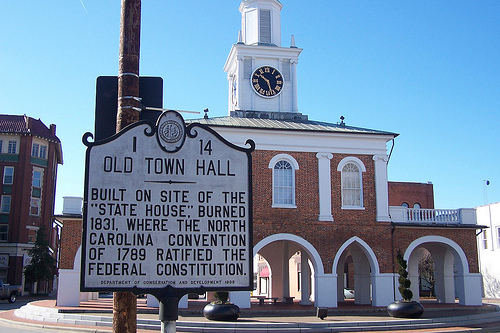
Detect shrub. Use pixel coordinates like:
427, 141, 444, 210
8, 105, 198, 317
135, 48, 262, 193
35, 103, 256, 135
396, 250, 413, 302
213, 291, 229, 304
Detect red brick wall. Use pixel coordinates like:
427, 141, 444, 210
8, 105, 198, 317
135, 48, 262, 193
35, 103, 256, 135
56, 150, 479, 277
251, 150, 478, 275
59, 219, 82, 269
388, 181, 434, 209
252, 150, 389, 273
393, 227, 479, 273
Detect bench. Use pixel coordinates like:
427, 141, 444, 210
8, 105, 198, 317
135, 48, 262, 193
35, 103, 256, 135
252, 296, 279, 305
283, 296, 295, 304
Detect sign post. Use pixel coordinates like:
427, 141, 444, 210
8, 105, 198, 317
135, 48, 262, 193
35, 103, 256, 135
81, 111, 254, 331
115, 0, 141, 331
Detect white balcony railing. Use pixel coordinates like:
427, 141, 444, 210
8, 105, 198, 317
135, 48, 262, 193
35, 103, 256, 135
389, 207, 477, 225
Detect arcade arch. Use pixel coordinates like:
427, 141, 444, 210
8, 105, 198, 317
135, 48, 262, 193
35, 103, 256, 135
253, 234, 324, 305
333, 237, 380, 305
404, 236, 482, 306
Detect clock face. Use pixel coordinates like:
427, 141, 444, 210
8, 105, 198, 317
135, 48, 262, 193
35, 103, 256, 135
231, 75, 237, 106
251, 66, 284, 98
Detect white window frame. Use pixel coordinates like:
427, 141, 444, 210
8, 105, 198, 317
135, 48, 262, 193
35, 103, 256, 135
7, 140, 17, 154
269, 154, 299, 208
30, 168, 44, 216
30, 198, 41, 216
39, 145, 47, 159
31, 142, 47, 159
1, 195, 11, 213
31, 143, 39, 158
482, 230, 488, 250
337, 156, 366, 209
32, 168, 43, 189
3, 166, 14, 185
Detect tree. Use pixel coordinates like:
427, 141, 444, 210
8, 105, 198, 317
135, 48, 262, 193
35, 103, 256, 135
418, 250, 436, 297
23, 225, 56, 293
396, 250, 413, 301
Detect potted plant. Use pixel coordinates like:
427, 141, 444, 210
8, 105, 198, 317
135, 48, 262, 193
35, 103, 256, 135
203, 291, 241, 321
387, 250, 424, 318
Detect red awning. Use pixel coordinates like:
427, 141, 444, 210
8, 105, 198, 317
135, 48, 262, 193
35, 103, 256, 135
260, 267, 269, 278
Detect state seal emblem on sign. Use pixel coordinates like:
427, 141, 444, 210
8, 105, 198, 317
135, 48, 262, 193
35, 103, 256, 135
156, 110, 186, 153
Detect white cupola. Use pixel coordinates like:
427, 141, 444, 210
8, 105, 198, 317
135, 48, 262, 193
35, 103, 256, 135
239, 0, 283, 47
224, 0, 303, 118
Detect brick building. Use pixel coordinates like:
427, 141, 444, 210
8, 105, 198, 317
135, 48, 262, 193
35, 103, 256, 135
56, 0, 483, 308
0, 114, 62, 292
191, 0, 483, 307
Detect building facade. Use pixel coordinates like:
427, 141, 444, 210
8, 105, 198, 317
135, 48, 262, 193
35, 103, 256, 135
193, 0, 483, 307
0, 115, 62, 293
57, 0, 483, 308
476, 202, 500, 298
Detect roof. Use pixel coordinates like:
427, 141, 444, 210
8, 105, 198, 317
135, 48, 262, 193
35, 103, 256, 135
0, 114, 63, 164
0, 114, 60, 142
187, 115, 399, 137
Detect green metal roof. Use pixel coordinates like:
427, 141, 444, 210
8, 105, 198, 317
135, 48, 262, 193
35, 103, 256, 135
187, 116, 399, 137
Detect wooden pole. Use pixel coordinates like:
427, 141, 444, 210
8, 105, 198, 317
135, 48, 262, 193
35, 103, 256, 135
116, 0, 141, 131
114, 0, 141, 332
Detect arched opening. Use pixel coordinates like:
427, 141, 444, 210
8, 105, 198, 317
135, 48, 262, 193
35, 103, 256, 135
405, 236, 478, 305
333, 237, 380, 305
253, 234, 323, 305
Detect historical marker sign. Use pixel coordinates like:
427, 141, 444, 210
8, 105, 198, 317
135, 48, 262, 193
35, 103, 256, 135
81, 111, 254, 294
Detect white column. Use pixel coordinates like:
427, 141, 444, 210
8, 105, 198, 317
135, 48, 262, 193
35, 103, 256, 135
291, 59, 298, 112
315, 274, 338, 308
316, 152, 333, 221
407, 253, 421, 302
282, 242, 290, 300
371, 273, 397, 307
373, 155, 391, 222
299, 251, 311, 305
229, 291, 251, 309
236, 55, 244, 112
460, 273, 483, 306
56, 269, 81, 307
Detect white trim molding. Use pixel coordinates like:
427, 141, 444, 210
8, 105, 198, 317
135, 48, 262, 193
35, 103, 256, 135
316, 152, 333, 221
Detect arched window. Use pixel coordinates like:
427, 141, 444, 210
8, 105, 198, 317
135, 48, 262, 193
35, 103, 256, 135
269, 154, 299, 208
342, 163, 361, 207
337, 157, 366, 209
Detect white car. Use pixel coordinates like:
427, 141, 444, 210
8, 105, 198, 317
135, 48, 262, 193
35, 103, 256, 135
344, 288, 355, 299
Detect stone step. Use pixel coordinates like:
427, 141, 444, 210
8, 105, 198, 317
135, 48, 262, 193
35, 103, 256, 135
13, 302, 500, 333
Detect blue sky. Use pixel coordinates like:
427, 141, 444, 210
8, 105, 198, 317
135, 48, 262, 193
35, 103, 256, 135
1, 1, 499, 213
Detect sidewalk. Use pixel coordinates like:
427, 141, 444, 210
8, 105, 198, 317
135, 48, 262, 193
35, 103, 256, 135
2, 296, 500, 333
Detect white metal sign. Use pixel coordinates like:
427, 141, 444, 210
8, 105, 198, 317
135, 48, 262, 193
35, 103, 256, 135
81, 111, 254, 293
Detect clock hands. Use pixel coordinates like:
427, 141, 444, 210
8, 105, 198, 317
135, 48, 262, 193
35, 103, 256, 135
256, 73, 272, 90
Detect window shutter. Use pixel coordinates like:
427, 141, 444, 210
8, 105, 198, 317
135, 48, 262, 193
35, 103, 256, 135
282, 60, 291, 81
259, 9, 271, 44
243, 58, 252, 79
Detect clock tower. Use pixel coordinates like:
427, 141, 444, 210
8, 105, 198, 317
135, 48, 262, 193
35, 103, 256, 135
224, 0, 304, 120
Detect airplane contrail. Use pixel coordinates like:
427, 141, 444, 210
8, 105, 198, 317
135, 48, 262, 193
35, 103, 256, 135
80, 0, 88, 14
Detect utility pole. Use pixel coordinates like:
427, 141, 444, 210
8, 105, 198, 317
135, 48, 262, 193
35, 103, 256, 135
114, 0, 141, 332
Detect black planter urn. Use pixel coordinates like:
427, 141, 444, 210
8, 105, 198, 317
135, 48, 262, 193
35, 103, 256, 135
203, 303, 241, 321
387, 301, 424, 319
